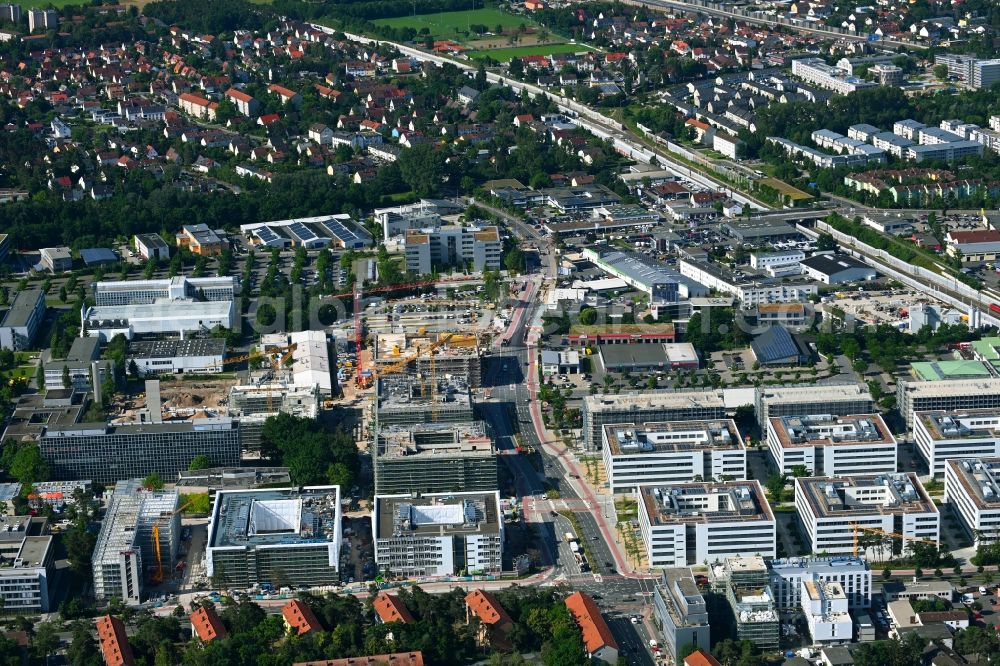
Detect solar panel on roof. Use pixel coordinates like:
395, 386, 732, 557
751, 326, 803, 364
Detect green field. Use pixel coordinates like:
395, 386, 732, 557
374, 7, 538, 40
468, 43, 589, 61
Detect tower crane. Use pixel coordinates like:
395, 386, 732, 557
358, 333, 454, 389
851, 524, 938, 558
150, 497, 195, 585
205, 343, 297, 411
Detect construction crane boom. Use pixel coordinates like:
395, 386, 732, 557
359, 333, 455, 388
851, 523, 938, 557
151, 498, 195, 585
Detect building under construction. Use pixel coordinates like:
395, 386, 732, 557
228, 383, 320, 449
91, 479, 180, 605
372, 332, 482, 388
374, 421, 498, 495
375, 375, 474, 428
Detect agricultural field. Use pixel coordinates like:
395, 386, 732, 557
374, 7, 540, 42
468, 43, 591, 61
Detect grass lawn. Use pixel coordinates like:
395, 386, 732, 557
374, 7, 537, 41
467, 43, 586, 61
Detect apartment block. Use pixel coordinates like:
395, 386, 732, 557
944, 457, 1000, 547
896, 378, 1000, 432
766, 413, 897, 477
791, 58, 875, 94
755, 383, 874, 430
27, 8, 56, 33
373, 491, 502, 578
374, 421, 498, 495
177, 93, 219, 121
601, 419, 746, 493
582, 390, 726, 452
206, 486, 342, 588
795, 473, 939, 560
637, 481, 775, 567
403, 225, 501, 275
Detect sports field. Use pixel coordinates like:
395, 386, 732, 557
374, 7, 539, 40
468, 43, 587, 61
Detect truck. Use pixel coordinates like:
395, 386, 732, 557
565, 532, 575, 542
569, 541, 580, 554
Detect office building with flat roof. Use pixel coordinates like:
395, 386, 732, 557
133, 233, 170, 261
373, 491, 502, 577
83, 300, 235, 341
913, 409, 1000, 477
767, 556, 871, 610
0, 515, 54, 613
766, 413, 897, 477
897, 378, 1000, 432
176, 224, 225, 256
43, 336, 105, 390
637, 481, 775, 567
803, 578, 852, 645
582, 390, 726, 452
93, 276, 235, 306
127, 339, 226, 376
374, 421, 498, 495
206, 486, 342, 588
375, 376, 474, 428
755, 383, 874, 430
944, 457, 1000, 547
583, 247, 709, 316
0, 289, 45, 351
795, 473, 939, 560
2, 390, 87, 446
40, 417, 241, 483
404, 225, 501, 275
240, 214, 373, 250
652, 569, 710, 661
601, 419, 746, 493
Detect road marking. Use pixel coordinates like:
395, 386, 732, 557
594, 574, 603, 583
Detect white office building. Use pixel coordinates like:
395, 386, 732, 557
766, 414, 897, 477
944, 457, 1000, 547
601, 420, 746, 494
791, 58, 876, 94
127, 339, 227, 376
83, 300, 236, 341
637, 481, 775, 567
373, 491, 503, 577
795, 474, 939, 560
0, 516, 53, 614
802, 578, 853, 645
913, 409, 1000, 478
404, 225, 502, 275
768, 557, 872, 610
92, 276, 235, 306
